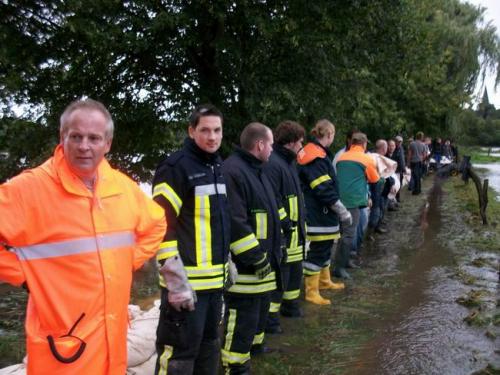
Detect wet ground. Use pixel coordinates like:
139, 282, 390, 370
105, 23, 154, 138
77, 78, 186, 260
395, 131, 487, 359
254, 175, 500, 374
1, 172, 499, 373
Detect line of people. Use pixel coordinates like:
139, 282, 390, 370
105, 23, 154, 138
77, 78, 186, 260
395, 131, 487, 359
0, 98, 442, 375
150, 105, 397, 374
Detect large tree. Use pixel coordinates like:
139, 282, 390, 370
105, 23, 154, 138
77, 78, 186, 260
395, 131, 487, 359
1, 0, 499, 181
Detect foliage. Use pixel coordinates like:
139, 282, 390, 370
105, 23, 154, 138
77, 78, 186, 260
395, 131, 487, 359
0, 0, 499, 180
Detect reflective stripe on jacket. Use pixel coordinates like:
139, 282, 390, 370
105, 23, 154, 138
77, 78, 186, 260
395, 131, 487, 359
263, 144, 306, 263
223, 147, 282, 295
152, 138, 231, 292
0, 145, 166, 374
297, 140, 341, 242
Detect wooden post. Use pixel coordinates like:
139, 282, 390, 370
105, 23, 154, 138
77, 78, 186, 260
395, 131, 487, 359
466, 166, 489, 225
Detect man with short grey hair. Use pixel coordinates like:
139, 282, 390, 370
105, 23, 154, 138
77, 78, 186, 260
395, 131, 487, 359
0, 98, 166, 374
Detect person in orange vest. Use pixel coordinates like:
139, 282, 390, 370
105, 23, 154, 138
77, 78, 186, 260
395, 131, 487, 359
0, 99, 166, 374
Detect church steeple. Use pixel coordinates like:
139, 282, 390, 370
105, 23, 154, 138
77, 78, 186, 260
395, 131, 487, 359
478, 87, 495, 119
482, 88, 490, 106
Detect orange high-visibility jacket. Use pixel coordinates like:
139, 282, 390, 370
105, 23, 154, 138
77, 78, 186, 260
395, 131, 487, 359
0, 145, 166, 374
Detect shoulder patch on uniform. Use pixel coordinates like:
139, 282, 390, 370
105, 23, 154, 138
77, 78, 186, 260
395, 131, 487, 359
297, 143, 326, 165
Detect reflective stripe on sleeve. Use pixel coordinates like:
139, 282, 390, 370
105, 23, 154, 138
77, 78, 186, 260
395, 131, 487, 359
307, 225, 339, 233
156, 240, 178, 261
309, 174, 332, 189
230, 234, 259, 255
153, 182, 183, 216
306, 233, 340, 241
16, 231, 135, 261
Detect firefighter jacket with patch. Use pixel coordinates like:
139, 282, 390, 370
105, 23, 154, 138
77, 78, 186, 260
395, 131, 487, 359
152, 137, 231, 293
263, 144, 306, 263
297, 139, 341, 242
0, 145, 166, 375
222, 147, 283, 296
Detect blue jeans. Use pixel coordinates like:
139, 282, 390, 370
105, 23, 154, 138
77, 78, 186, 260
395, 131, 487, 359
352, 207, 367, 254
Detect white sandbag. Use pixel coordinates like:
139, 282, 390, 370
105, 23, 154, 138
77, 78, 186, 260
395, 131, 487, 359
126, 352, 157, 375
388, 173, 401, 200
370, 153, 398, 178
127, 300, 160, 368
0, 364, 25, 375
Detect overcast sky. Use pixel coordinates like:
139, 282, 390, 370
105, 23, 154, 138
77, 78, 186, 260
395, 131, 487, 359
464, 0, 500, 108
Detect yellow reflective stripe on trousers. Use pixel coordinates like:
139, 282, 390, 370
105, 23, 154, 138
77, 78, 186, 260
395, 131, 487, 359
153, 182, 183, 216
222, 308, 251, 365
269, 302, 281, 313
283, 289, 300, 300
230, 233, 259, 255
252, 332, 264, 345
278, 207, 287, 221
303, 268, 320, 276
287, 253, 303, 263
156, 240, 178, 261
16, 231, 135, 261
221, 349, 250, 365
288, 195, 298, 221
158, 345, 173, 375
255, 212, 267, 239
309, 174, 331, 189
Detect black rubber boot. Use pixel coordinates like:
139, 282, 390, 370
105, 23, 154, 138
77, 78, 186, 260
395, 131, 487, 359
224, 362, 251, 375
280, 300, 303, 318
265, 312, 283, 334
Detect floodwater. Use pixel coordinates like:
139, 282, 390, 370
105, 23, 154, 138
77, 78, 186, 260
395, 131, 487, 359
474, 163, 500, 201
353, 180, 499, 374
480, 147, 500, 158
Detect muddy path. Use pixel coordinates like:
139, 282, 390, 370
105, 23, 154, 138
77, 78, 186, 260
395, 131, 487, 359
254, 176, 500, 374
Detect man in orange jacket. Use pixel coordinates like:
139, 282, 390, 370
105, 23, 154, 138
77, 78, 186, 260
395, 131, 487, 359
0, 99, 166, 374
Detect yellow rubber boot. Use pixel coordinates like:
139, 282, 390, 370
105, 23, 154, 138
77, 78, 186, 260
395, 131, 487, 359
319, 267, 345, 290
304, 274, 331, 305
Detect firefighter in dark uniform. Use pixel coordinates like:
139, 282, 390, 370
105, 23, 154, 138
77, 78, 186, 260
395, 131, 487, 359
221, 123, 283, 375
152, 104, 231, 375
297, 120, 352, 305
263, 120, 307, 334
